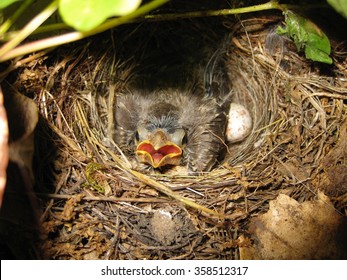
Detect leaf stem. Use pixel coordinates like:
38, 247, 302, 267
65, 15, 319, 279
143, 1, 327, 21
0, 0, 328, 62
0, 23, 72, 42
0, 0, 169, 62
0, 0, 35, 34
0, 0, 59, 60
145, 0, 283, 21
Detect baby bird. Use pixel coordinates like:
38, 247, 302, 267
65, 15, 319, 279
114, 86, 228, 173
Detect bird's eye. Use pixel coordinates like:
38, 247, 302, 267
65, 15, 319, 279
136, 126, 149, 142
182, 133, 188, 145
171, 128, 186, 146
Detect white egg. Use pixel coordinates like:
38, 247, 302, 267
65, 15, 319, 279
226, 103, 252, 143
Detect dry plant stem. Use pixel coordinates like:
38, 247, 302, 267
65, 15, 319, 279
129, 169, 225, 218
95, 140, 225, 219
47, 121, 84, 157
0, 48, 54, 81
0, 0, 169, 62
73, 101, 224, 218
16, 14, 346, 259
0, 0, 58, 60
37, 193, 170, 203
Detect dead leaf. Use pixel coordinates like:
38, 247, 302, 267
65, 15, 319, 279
321, 119, 347, 168
276, 157, 310, 182
313, 119, 347, 196
60, 194, 85, 221
5, 87, 38, 177
316, 165, 347, 196
0, 87, 40, 258
241, 192, 347, 259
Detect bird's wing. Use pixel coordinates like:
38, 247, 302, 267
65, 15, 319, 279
176, 91, 227, 172
114, 93, 142, 152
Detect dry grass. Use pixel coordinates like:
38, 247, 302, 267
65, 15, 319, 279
9, 15, 347, 259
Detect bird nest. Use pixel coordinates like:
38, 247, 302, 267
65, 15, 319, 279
10, 15, 347, 259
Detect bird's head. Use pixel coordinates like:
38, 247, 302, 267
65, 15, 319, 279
135, 125, 186, 168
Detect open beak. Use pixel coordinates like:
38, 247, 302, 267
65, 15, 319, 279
135, 130, 182, 168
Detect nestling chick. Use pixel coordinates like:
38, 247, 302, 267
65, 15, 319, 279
114, 87, 227, 173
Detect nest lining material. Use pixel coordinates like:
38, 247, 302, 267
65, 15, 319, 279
14, 16, 347, 259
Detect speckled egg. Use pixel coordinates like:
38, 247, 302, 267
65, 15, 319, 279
226, 103, 252, 143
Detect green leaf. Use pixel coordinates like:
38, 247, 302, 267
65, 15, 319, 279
327, 0, 347, 18
276, 11, 333, 64
59, 0, 142, 32
0, 0, 20, 9
305, 45, 333, 64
